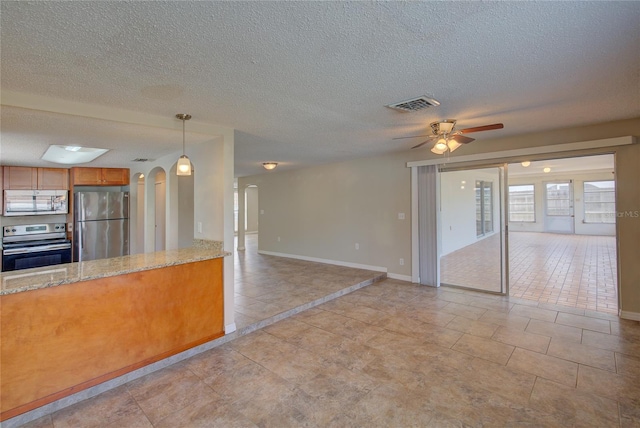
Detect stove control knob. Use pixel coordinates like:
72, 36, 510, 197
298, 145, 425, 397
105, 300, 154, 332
12, 228, 16, 232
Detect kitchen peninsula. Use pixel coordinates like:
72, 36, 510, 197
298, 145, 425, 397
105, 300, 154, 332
0, 241, 230, 421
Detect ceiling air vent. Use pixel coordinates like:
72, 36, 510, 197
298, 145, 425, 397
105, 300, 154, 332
386, 96, 440, 112
131, 158, 155, 162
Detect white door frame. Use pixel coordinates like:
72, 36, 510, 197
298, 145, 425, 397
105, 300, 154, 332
543, 180, 575, 234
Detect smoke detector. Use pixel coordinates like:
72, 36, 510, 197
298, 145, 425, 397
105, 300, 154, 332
386, 96, 441, 112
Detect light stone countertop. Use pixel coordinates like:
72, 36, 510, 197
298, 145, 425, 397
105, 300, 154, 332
0, 240, 230, 296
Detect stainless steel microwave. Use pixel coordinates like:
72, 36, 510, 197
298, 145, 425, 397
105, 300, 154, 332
3, 190, 69, 216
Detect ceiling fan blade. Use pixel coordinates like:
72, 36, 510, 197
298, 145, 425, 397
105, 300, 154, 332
450, 134, 475, 144
393, 134, 432, 140
459, 123, 504, 134
411, 137, 436, 149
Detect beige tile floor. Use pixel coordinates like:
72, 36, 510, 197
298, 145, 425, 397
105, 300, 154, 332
233, 235, 383, 330
442, 231, 618, 314
21, 235, 640, 427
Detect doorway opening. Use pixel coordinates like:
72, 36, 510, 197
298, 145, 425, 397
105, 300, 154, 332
436, 154, 617, 314
235, 183, 259, 253
508, 154, 617, 314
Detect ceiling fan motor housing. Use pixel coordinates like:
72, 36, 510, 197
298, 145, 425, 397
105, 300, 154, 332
430, 119, 456, 135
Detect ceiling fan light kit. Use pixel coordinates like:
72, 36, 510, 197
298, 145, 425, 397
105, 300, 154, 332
397, 120, 504, 155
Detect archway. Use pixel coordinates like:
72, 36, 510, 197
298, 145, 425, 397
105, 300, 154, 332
130, 172, 146, 254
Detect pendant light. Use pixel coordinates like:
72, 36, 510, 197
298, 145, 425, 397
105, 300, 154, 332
176, 113, 192, 176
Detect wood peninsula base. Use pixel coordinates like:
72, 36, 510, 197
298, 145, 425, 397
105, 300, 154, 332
0, 257, 224, 421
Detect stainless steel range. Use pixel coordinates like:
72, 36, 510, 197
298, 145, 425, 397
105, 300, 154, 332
2, 223, 72, 272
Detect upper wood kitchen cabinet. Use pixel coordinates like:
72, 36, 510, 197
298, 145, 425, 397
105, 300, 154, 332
2, 166, 69, 190
71, 167, 130, 186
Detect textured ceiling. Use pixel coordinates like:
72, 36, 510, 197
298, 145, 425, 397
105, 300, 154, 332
1, 1, 639, 176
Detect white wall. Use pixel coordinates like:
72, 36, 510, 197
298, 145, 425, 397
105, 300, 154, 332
239, 151, 413, 278
509, 168, 616, 236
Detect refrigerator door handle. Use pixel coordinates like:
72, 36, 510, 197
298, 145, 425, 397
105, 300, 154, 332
77, 221, 83, 262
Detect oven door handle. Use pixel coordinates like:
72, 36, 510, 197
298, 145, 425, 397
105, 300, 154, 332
3, 244, 71, 255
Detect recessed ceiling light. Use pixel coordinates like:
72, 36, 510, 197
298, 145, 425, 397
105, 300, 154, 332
41, 145, 109, 164
521, 161, 531, 167
543, 167, 551, 173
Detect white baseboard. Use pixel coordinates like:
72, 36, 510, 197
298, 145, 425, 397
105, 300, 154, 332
619, 310, 640, 321
225, 323, 237, 334
387, 273, 412, 282
258, 250, 387, 273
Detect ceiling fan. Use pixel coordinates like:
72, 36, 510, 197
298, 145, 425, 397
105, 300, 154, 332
394, 120, 504, 154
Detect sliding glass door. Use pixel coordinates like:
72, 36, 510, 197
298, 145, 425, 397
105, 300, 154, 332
438, 165, 508, 294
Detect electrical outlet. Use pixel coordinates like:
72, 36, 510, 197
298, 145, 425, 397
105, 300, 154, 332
399, 258, 404, 266
277, 236, 281, 242
398, 213, 405, 220
355, 243, 360, 250
197, 222, 203, 233
260, 209, 264, 215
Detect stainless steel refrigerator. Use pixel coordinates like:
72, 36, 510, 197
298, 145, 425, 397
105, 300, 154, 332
74, 191, 129, 262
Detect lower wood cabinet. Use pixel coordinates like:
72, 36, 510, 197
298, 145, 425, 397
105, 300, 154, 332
0, 258, 223, 421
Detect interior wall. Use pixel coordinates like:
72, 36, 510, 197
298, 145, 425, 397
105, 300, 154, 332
239, 151, 413, 277
135, 175, 145, 254
239, 117, 640, 315
144, 167, 160, 253
191, 133, 235, 332
509, 168, 616, 236
245, 186, 259, 233
154, 170, 166, 251
177, 172, 195, 248
614, 142, 640, 318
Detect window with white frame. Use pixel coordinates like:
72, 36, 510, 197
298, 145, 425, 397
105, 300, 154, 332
583, 180, 616, 223
509, 184, 535, 222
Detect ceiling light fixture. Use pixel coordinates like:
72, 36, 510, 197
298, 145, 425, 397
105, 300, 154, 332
41, 145, 109, 164
176, 113, 192, 176
521, 161, 531, 167
543, 167, 551, 173
430, 137, 462, 155
262, 162, 278, 170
